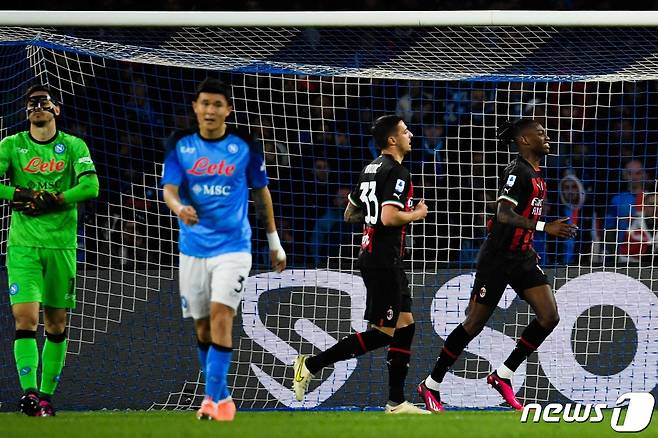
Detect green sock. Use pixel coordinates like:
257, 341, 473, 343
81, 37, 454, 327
14, 337, 39, 391
40, 334, 67, 396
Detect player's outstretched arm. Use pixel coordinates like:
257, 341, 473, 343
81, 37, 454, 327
252, 186, 286, 272
163, 183, 198, 225
497, 202, 577, 239
544, 217, 578, 239
381, 199, 428, 227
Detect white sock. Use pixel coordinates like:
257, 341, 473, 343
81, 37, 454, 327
424, 375, 441, 391
496, 364, 514, 380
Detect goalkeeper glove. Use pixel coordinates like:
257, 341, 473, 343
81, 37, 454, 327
13, 187, 38, 203
11, 187, 39, 215
33, 191, 64, 211
13, 191, 64, 216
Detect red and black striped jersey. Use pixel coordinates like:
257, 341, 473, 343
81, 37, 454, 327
484, 155, 546, 257
348, 154, 413, 267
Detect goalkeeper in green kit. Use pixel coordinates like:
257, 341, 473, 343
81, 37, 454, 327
1, 84, 99, 416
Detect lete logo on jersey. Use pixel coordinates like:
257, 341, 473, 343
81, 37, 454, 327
187, 157, 236, 176
23, 157, 65, 173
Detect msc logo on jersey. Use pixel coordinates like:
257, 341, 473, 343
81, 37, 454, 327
192, 184, 232, 196
54, 143, 66, 154
227, 143, 239, 154
9, 283, 19, 295
180, 146, 196, 154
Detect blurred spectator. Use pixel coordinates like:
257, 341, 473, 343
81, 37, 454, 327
309, 187, 351, 266
419, 119, 446, 183
618, 192, 658, 264
97, 209, 158, 271
396, 81, 433, 124
554, 173, 593, 264
604, 159, 650, 253
254, 116, 291, 167
125, 77, 163, 127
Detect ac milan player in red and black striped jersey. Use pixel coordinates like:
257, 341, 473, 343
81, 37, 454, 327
418, 119, 577, 412
292, 115, 430, 414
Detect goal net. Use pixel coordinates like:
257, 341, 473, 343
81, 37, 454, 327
0, 16, 656, 411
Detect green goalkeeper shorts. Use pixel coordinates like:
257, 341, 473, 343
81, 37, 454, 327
7, 246, 77, 309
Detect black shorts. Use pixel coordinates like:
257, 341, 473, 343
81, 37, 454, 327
360, 266, 412, 328
471, 254, 549, 307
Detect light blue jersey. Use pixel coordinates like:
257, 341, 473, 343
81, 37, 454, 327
161, 127, 268, 258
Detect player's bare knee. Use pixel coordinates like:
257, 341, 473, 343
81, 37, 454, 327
44, 320, 66, 335
541, 312, 560, 330
194, 318, 211, 342
44, 309, 67, 334
462, 318, 485, 337
14, 315, 38, 331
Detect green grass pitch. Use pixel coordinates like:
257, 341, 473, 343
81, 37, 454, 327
0, 410, 654, 437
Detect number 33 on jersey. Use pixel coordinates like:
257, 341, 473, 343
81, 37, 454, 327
348, 154, 413, 267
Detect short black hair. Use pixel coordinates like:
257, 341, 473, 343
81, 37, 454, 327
371, 115, 404, 151
497, 118, 539, 148
194, 77, 232, 104
25, 83, 60, 105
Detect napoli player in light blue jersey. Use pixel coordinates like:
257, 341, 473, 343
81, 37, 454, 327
162, 78, 286, 421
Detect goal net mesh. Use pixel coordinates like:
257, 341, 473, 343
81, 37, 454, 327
0, 25, 655, 410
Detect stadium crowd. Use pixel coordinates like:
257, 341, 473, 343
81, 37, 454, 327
42, 61, 654, 272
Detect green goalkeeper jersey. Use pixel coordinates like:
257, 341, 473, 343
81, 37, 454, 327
0, 130, 96, 249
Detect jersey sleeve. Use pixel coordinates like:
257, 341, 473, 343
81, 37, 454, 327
0, 136, 12, 177
348, 173, 364, 208
497, 166, 528, 207
246, 141, 268, 189
161, 133, 184, 187
71, 137, 97, 179
380, 166, 410, 210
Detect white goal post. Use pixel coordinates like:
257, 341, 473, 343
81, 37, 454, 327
2, 10, 658, 27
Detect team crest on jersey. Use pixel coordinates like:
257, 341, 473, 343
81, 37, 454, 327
395, 179, 405, 193
227, 143, 239, 154
9, 283, 19, 295
54, 143, 65, 154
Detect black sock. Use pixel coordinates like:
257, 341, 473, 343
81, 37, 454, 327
504, 319, 554, 372
305, 330, 392, 375
430, 324, 473, 383
387, 323, 415, 404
